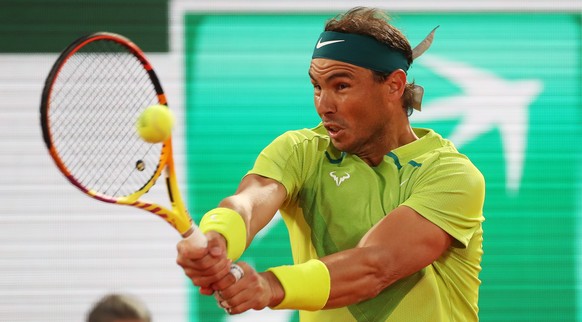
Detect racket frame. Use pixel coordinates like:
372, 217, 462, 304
40, 32, 193, 237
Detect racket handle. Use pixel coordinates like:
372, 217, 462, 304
182, 225, 209, 248
184, 226, 245, 282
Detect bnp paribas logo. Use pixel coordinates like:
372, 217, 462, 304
412, 55, 543, 195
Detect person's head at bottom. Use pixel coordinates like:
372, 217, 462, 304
87, 293, 151, 322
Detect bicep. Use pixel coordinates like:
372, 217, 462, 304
218, 174, 287, 245
321, 206, 452, 308
359, 206, 452, 278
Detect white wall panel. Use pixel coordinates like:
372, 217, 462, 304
0, 53, 188, 322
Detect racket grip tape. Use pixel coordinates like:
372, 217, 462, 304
186, 226, 209, 248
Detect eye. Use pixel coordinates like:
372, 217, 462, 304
337, 83, 349, 90
312, 83, 321, 93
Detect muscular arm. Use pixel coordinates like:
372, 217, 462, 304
176, 174, 286, 294
220, 205, 454, 313
321, 205, 453, 308
217, 174, 287, 247
214, 194, 454, 314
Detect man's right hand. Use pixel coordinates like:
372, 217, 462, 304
176, 230, 233, 295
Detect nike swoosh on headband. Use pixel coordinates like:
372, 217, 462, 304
315, 39, 345, 49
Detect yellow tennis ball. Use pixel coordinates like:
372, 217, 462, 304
136, 104, 174, 143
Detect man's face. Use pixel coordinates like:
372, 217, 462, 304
309, 58, 396, 156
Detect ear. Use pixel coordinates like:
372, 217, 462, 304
386, 69, 407, 97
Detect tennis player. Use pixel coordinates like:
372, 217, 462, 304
177, 6, 485, 322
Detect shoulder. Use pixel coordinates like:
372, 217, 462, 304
250, 124, 331, 197
270, 123, 331, 152
415, 149, 485, 201
415, 129, 483, 178
406, 129, 485, 192
276, 123, 328, 142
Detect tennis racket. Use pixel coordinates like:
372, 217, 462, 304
40, 32, 206, 245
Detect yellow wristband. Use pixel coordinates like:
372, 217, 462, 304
199, 207, 246, 261
267, 259, 331, 311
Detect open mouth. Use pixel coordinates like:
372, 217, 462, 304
324, 123, 342, 138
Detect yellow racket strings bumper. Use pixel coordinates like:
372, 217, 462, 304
199, 207, 247, 261
267, 259, 331, 311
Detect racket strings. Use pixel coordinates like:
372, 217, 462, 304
63, 55, 159, 196
48, 39, 164, 198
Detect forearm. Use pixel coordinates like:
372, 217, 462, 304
216, 174, 285, 246
320, 247, 399, 308
267, 207, 452, 310
264, 246, 411, 310
262, 249, 396, 310
322, 209, 452, 307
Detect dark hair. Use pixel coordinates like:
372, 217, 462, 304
324, 7, 415, 115
87, 294, 152, 322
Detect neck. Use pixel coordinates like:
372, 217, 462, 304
359, 124, 418, 167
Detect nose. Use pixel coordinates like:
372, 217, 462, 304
315, 90, 336, 116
